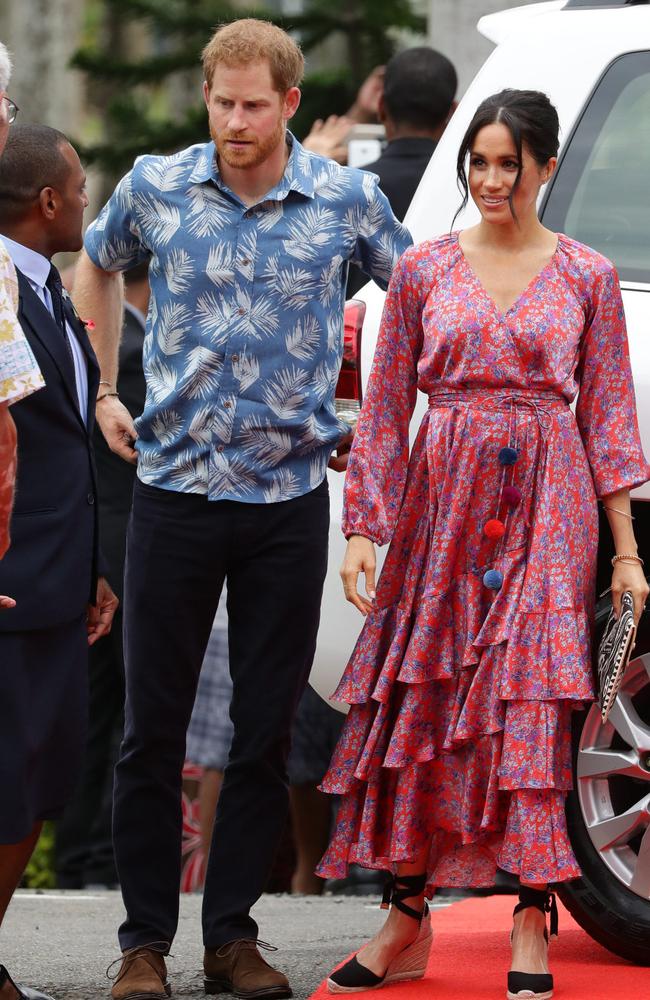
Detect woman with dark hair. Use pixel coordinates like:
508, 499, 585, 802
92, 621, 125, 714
317, 89, 649, 999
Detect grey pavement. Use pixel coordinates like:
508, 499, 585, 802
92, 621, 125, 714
0, 890, 456, 1000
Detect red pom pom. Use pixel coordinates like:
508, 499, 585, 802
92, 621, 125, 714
484, 518, 506, 540
503, 485, 522, 506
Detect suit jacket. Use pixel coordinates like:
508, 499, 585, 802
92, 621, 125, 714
347, 137, 437, 298
0, 269, 102, 631
93, 304, 146, 603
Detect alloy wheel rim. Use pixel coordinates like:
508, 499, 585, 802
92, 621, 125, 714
577, 654, 650, 900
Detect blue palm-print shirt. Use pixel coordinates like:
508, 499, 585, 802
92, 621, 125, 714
84, 133, 412, 503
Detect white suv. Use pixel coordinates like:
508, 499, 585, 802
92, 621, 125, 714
312, 0, 650, 964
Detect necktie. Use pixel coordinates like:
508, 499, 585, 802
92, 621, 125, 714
45, 263, 75, 365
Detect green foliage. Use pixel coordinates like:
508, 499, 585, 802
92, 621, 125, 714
22, 822, 56, 890
71, 0, 425, 182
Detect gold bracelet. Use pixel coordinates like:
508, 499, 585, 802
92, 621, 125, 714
97, 391, 120, 403
603, 504, 634, 520
611, 553, 644, 567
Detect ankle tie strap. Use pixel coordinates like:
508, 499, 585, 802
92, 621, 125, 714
380, 872, 427, 921
514, 887, 559, 939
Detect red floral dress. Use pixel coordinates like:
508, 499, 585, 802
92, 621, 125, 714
317, 232, 650, 888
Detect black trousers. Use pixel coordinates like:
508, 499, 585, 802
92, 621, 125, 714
114, 478, 329, 951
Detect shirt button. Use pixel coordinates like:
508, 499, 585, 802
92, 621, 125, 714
87, 493, 95, 505
237, 307, 245, 316
217, 445, 224, 453
240, 258, 250, 266
231, 354, 239, 363
223, 401, 232, 409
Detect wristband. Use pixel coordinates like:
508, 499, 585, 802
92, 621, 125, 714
611, 553, 644, 567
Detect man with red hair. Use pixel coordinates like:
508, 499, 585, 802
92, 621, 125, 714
75, 17, 411, 1000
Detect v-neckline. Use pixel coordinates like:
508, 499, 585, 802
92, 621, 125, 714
456, 231, 561, 320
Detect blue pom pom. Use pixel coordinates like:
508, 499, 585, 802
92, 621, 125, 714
483, 569, 504, 590
498, 446, 519, 466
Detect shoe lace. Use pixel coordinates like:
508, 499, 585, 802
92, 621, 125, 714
106, 941, 171, 981
214, 939, 278, 959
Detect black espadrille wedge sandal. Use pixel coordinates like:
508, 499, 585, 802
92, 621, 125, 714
507, 887, 559, 1000
0, 964, 55, 1000
327, 873, 432, 994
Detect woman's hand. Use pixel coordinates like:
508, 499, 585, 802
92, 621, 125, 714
611, 560, 649, 626
340, 534, 376, 615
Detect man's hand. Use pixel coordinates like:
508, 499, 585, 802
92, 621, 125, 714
328, 431, 354, 472
87, 576, 119, 646
96, 395, 138, 464
0, 594, 15, 610
302, 115, 354, 165
347, 66, 386, 124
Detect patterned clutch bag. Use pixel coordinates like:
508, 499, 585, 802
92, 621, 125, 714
598, 590, 636, 724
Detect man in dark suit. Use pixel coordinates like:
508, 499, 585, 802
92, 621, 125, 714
347, 47, 457, 296
55, 262, 148, 890
0, 124, 118, 1000
361, 47, 457, 222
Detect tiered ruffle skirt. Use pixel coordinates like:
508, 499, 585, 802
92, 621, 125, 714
317, 392, 597, 889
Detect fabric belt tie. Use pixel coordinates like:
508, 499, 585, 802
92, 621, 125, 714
427, 388, 569, 592
427, 386, 569, 413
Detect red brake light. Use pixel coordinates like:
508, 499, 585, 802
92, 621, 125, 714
335, 299, 365, 428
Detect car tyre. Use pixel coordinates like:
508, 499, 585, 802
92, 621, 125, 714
558, 643, 650, 965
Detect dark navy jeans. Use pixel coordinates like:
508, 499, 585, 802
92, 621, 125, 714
114, 477, 329, 951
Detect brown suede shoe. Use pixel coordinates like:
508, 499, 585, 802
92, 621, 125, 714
204, 941, 292, 999
110, 948, 171, 1000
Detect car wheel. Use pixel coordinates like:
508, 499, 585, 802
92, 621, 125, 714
558, 652, 650, 965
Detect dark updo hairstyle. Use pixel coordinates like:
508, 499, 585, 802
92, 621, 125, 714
452, 89, 560, 227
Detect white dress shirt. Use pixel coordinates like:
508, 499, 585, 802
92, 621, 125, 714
0, 235, 88, 424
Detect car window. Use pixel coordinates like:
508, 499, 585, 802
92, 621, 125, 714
542, 51, 650, 284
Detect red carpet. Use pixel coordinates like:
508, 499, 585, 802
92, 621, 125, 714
311, 895, 649, 1000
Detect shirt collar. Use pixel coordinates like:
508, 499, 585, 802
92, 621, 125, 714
274, 133, 315, 199
187, 132, 315, 201
0, 235, 50, 289
187, 142, 218, 184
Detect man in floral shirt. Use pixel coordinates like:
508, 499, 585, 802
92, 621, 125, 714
74, 19, 411, 1000
0, 44, 43, 597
